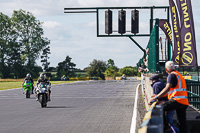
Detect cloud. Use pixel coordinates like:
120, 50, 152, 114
43, 21, 62, 29
1, 0, 200, 69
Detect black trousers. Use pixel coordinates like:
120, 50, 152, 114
162, 100, 188, 133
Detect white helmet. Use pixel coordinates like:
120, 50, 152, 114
40, 73, 46, 79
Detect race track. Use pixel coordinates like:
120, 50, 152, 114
0, 80, 139, 133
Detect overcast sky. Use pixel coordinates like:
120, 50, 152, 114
0, 0, 200, 69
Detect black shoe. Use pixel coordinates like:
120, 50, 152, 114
196, 115, 200, 119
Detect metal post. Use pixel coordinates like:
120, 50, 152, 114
96, 9, 99, 37
128, 36, 146, 57
150, 7, 154, 34
155, 19, 160, 73
128, 36, 146, 71
167, 7, 171, 61
198, 67, 199, 82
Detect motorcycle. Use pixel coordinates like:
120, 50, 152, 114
23, 80, 33, 98
35, 82, 51, 108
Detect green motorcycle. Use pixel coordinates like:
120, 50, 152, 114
23, 80, 33, 98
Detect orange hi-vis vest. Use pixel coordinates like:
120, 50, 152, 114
167, 71, 189, 105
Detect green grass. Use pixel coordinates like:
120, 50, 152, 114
50, 81, 75, 85
0, 82, 23, 90
0, 81, 75, 91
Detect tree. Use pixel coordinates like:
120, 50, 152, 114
7, 40, 25, 78
119, 66, 138, 76
104, 66, 119, 77
0, 10, 50, 78
41, 46, 51, 72
0, 13, 22, 78
107, 59, 115, 68
11, 9, 50, 74
56, 56, 76, 78
86, 59, 107, 80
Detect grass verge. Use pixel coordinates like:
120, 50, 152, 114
0, 81, 75, 91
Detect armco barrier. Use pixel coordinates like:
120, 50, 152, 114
69, 77, 100, 81
115, 77, 141, 80
138, 101, 163, 133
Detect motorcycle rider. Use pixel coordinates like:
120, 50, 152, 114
35, 73, 51, 101
22, 73, 34, 94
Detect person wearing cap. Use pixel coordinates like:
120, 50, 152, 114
148, 74, 167, 104
149, 61, 188, 133
148, 74, 179, 133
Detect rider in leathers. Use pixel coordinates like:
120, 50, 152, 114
35, 73, 51, 101
22, 73, 34, 94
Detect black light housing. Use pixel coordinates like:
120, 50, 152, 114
118, 10, 126, 34
105, 9, 112, 34
131, 9, 139, 34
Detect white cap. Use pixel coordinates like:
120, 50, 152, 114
165, 61, 175, 72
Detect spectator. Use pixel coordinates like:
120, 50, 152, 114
138, 64, 143, 72
148, 74, 167, 105
148, 74, 179, 133
144, 48, 149, 67
138, 63, 149, 73
149, 61, 189, 133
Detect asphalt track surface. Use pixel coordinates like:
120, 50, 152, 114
0, 80, 139, 133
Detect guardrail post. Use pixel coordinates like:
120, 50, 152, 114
138, 103, 164, 133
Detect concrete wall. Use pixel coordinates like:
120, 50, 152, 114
141, 73, 153, 111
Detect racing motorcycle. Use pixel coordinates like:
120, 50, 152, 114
35, 82, 51, 108
23, 80, 33, 98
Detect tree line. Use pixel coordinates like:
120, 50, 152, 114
0, 10, 50, 78
56, 56, 140, 80
0, 9, 139, 79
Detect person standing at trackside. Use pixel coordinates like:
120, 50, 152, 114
148, 74, 179, 133
148, 74, 167, 105
149, 61, 189, 133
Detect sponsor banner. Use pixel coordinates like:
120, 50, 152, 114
169, 0, 181, 65
175, 0, 198, 67
159, 19, 173, 45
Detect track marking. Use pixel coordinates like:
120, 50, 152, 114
130, 83, 140, 133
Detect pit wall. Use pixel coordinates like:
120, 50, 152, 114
141, 74, 153, 111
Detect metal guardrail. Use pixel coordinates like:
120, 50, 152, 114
186, 79, 200, 110
138, 101, 164, 133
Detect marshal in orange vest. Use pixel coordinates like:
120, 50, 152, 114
167, 71, 189, 105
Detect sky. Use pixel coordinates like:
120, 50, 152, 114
0, 0, 200, 69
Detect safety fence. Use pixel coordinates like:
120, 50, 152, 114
138, 101, 164, 133
137, 18, 168, 74
186, 79, 200, 110
146, 19, 160, 73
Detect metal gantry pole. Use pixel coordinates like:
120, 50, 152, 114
64, 6, 170, 73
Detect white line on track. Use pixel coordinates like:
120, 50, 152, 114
130, 83, 140, 133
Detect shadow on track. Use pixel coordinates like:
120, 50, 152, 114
45, 106, 75, 109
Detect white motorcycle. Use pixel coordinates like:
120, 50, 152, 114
35, 82, 51, 108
